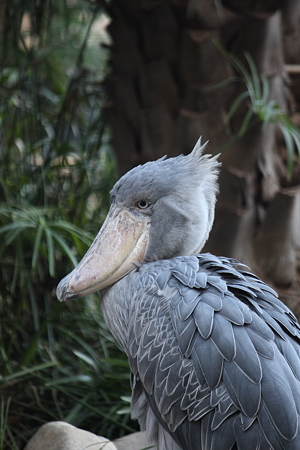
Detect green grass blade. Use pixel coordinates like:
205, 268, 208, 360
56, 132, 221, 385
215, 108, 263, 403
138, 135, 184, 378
1, 225, 31, 248
227, 91, 250, 121
206, 76, 239, 92
0, 397, 11, 450
44, 227, 55, 277
0, 222, 34, 234
31, 223, 43, 269
73, 350, 98, 371
281, 125, 295, 178
50, 221, 93, 244
57, 326, 102, 363
28, 282, 40, 331
228, 53, 254, 96
11, 238, 23, 294
1, 362, 58, 383
43, 383, 136, 433
245, 52, 261, 99
46, 374, 93, 386
50, 230, 78, 266
238, 108, 255, 137
291, 129, 300, 157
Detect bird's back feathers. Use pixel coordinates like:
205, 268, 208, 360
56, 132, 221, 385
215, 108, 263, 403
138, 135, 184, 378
104, 253, 300, 450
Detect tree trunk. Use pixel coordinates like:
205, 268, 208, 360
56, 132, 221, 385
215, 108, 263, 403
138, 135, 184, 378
103, 0, 300, 311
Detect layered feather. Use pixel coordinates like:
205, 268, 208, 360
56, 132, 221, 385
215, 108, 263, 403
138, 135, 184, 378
104, 253, 300, 450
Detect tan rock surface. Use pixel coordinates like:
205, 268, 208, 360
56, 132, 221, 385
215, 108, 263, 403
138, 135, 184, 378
24, 421, 117, 450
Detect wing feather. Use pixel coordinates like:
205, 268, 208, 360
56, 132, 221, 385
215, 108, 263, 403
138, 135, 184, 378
177, 294, 201, 320
219, 293, 245, 325
171, 312, 197, 356
259, 350, 298, 440
233, 418, 270, 450
245, 327, 275, 359
200, 290, 222, 311
223, 359, 261, 417
210, 314, 236, 361
193, 300, 214, 339
120, 254, 300, 450
233, 325, 262, 383
210, 414, 237, 450
192, 333, 223, 390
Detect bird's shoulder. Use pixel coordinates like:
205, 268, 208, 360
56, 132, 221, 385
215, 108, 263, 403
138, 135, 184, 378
131, 252, 300, 350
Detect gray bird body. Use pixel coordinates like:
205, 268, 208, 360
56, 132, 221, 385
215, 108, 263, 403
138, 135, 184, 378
57, 140, 300, 450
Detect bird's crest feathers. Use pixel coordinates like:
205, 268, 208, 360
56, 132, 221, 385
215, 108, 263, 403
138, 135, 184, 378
188, 137, 221, 185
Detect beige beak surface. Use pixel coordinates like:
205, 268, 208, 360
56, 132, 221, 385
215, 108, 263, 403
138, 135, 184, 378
56, 206, 150, 301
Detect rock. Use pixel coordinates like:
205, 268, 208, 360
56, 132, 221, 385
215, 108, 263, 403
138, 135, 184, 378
24, 422, 156, 450
114, 431, 156, 450
24, 421, 118, 450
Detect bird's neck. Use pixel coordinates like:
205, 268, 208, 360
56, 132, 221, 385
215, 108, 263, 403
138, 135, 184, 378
100, 278, 134, 352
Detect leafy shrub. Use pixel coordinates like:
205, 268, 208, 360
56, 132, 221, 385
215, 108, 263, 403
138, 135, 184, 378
0, 1, 135, 448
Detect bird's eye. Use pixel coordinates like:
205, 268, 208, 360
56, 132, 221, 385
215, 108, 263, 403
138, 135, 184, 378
137, 199, 150, 209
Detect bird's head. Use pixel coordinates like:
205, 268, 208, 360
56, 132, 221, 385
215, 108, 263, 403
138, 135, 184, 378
56, 139, 220, 301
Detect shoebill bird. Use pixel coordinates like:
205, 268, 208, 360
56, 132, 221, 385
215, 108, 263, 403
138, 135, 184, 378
57, 139, 300, 450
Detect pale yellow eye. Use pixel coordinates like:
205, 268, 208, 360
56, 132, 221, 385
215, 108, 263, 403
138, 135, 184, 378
137, 200, 150, 209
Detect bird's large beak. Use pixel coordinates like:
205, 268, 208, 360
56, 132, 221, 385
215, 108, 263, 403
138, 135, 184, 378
56, 206, 150, 301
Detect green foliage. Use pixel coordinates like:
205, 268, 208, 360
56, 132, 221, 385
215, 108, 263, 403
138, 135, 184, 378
0, 1, 134, 448
0, 205, 92, 286
0, 302, 135, 448
214, 40, 300, 178
0, 399, 10, 450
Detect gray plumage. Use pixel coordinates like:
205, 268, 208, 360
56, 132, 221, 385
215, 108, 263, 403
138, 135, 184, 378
57, 140, 300, 450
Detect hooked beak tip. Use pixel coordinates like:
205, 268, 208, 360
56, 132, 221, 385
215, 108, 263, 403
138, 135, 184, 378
56, 273, 78, 302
